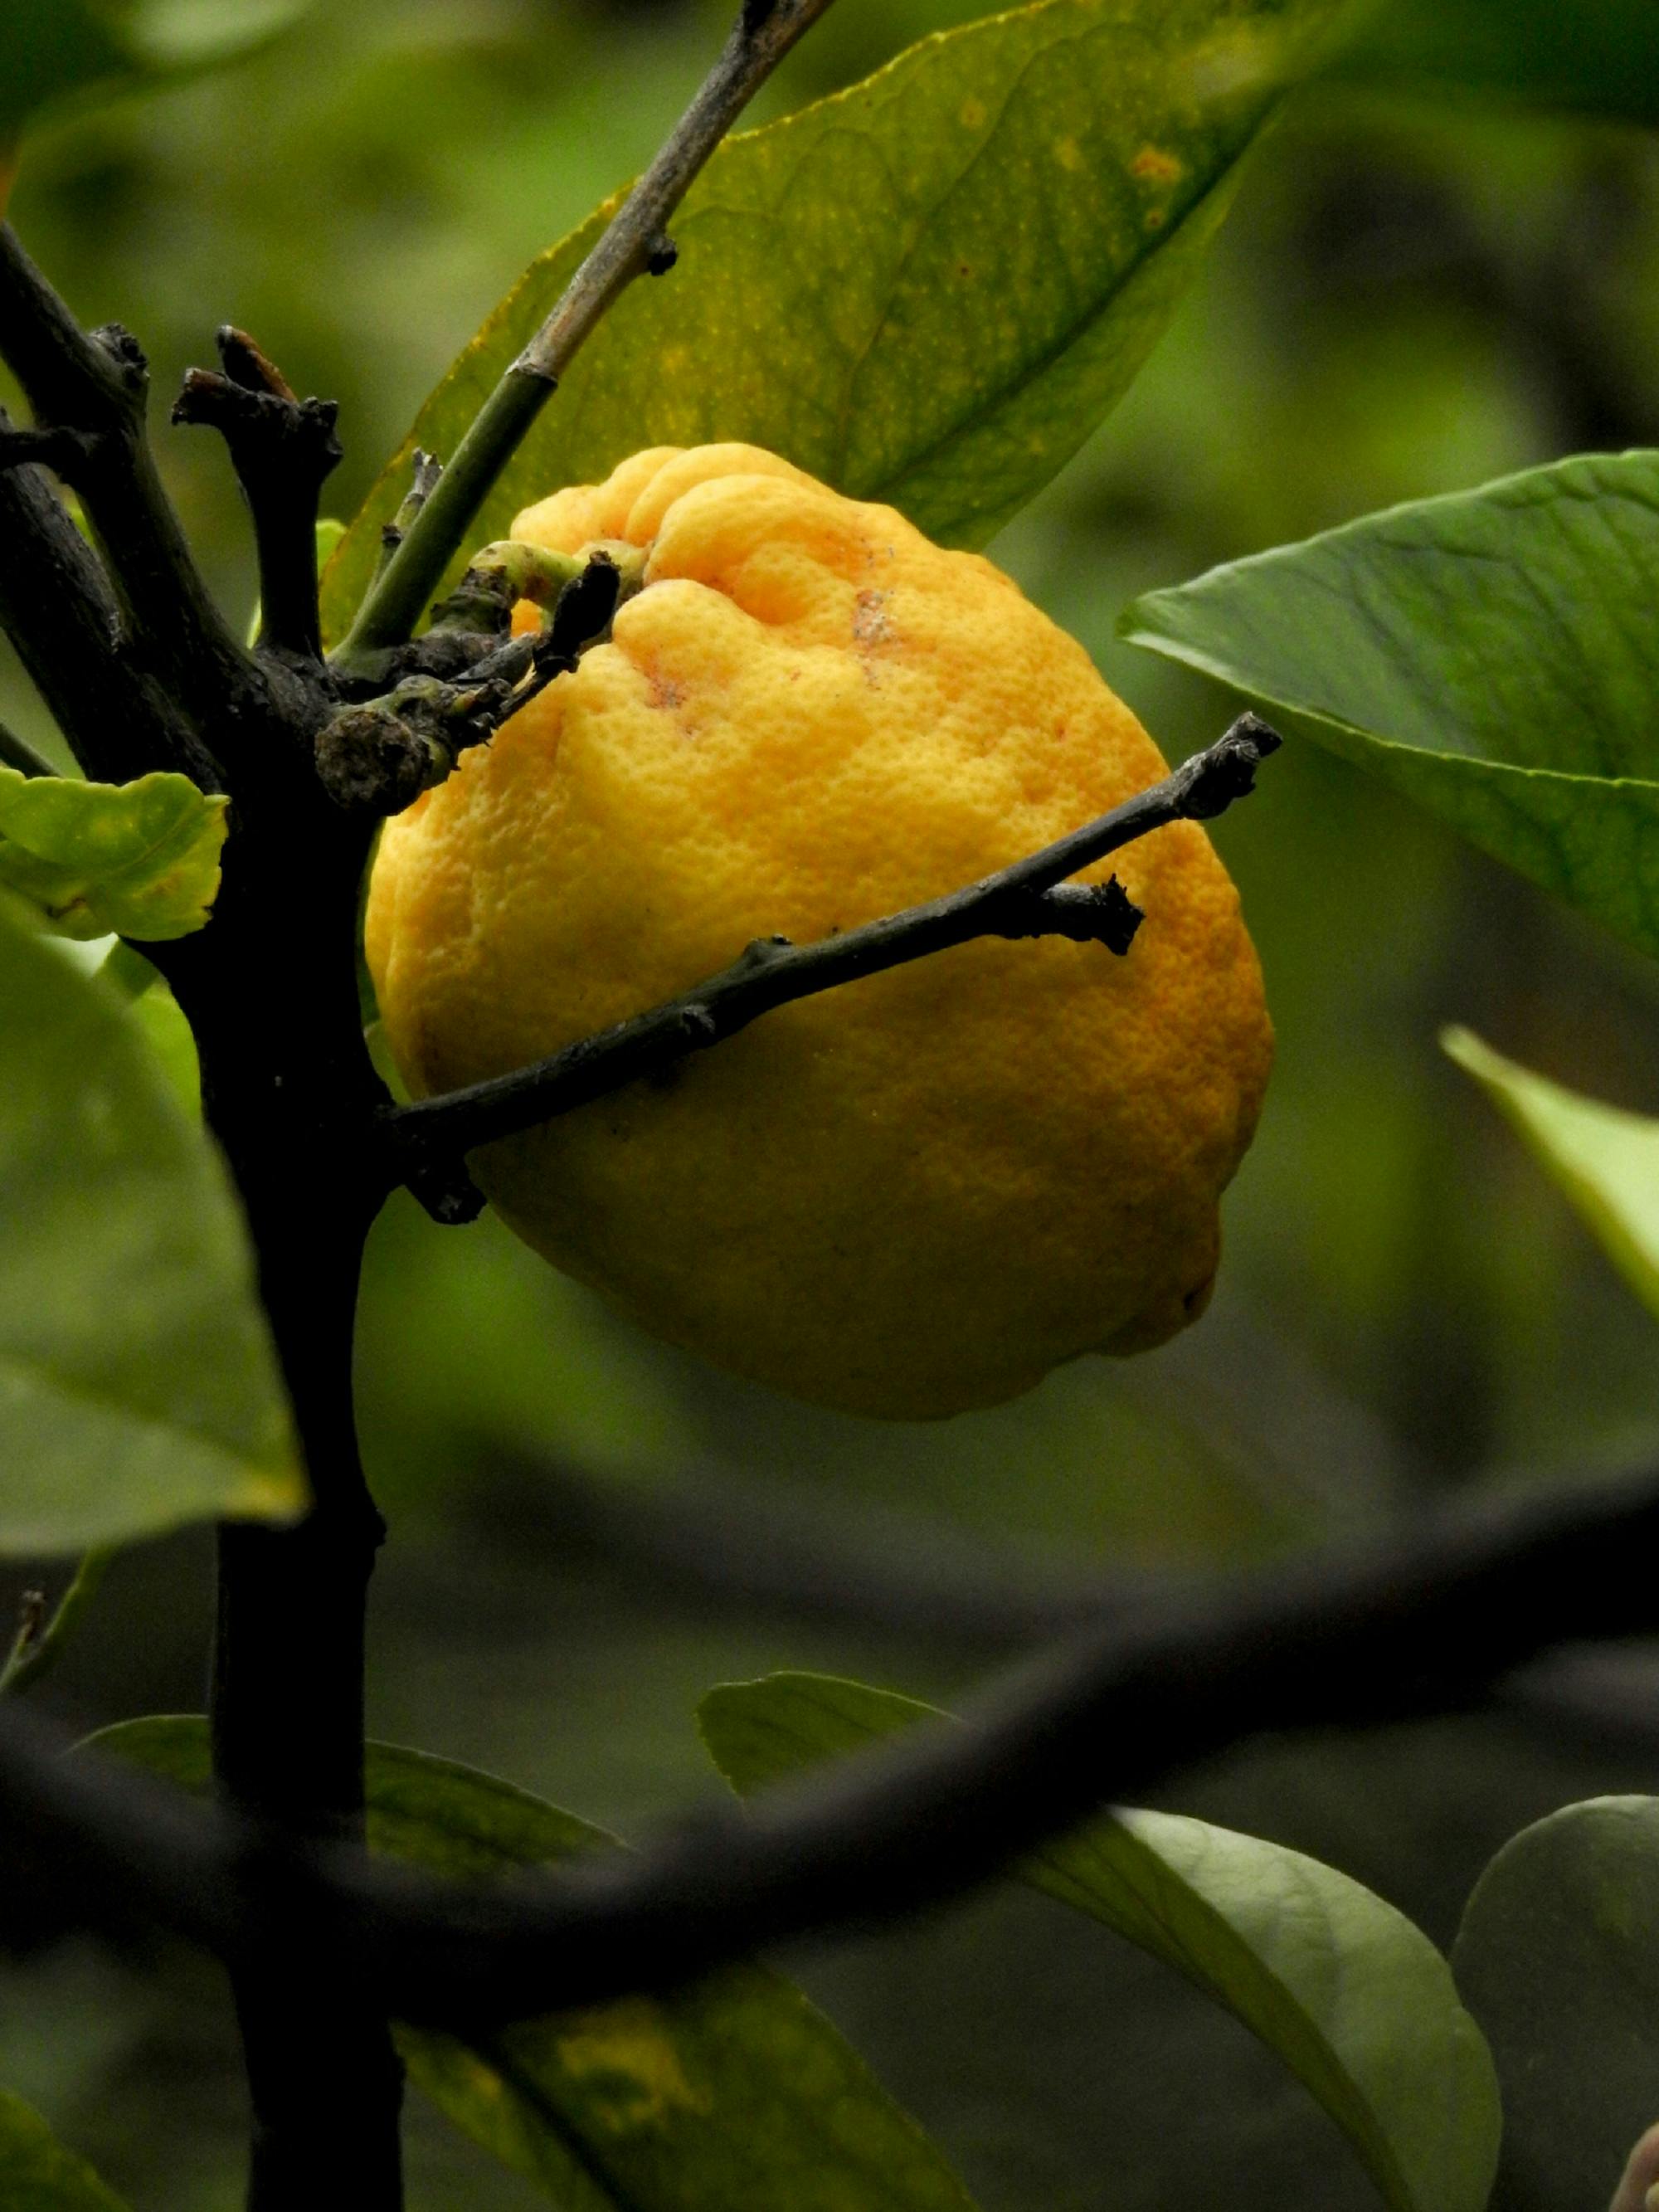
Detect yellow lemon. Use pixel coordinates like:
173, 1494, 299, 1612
366, 445, 1271, 1417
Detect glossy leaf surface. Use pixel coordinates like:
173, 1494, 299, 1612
1453, 1796, 1659, 2212
0, 899, 301, 1553
1122, 451, 1659, 958
1446, 1027, 1659, 1322
0, 767, 226, 942
323, 0, 1340, 637
700, 1671, 1500, 2212
95, 1718, 980, 2212
0, 2091, 129, 2209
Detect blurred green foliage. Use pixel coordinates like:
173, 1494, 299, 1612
7, 0, 1659, 2204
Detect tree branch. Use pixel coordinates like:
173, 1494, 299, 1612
173, 327, 342, 663
0, 226, 252, 728
6, 1452, 1659, 2020
0, 407, 214, 786
329, 0, 844, 676
380, 715, 1276, 1204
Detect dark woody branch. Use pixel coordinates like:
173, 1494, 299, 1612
4, 1449, 1659, 2020
313, 553, 625, 819
0, 407, 213, 787
173, 327, 343, 662
379, 715, 1277, 1205
0, 226, 252, 729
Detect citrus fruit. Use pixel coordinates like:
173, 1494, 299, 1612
366, 444, 1272, 1418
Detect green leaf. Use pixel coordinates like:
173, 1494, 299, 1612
94, 1717, 981, 2212
699, 1672, 1500, 2212
0, 897, 302, 1554
322, 0, 1341, 641
1452, 1796, 1659, 2211
1444, 1027, 1659, 1322
1121, 449, 1659, 961
0, 2089, 130, 2210
0, 767, 226, 943
1338, 0, 1659, 129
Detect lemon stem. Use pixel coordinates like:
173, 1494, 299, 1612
330, 0, 843, 679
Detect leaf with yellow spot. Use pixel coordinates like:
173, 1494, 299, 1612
323, 0, 1344, 640
0, 766, 226, 943
89, 1722, 984, 2212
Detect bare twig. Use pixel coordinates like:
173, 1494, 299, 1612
0, 405, 212, 787
0, 227, 251, 724
0, 1549, 114, 1698
380, 715, 1276, 1204
173, 327, 342, 661
6, 1451, 1659, 2020
330, 0, 843, 676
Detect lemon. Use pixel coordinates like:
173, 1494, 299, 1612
366, 445, 1272, 1418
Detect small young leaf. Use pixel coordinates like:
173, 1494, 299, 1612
323, 0, 1342, 639
1444, 1028, 1659, 1322
1452, 1796, 1659, 2212
92, 1718, 982, 2212
0, 896, 302, 1554
1121, 450, 1659, 959
0, 766, 227, 942
699, 1672, 1500, 2212
0, 2089, 130, 2210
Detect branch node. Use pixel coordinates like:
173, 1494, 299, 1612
738, 933, 794, 969
1000, 877, 1143, 954
89, 322, 148, 397
1176, 712, 1282, 821
406, 1158, 487, 1227
645, 233, 679, 276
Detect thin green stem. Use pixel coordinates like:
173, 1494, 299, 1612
330, 0, 840, 678
0, 1547, 115, 1697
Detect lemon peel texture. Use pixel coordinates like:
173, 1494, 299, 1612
366, 444, 1272, 1418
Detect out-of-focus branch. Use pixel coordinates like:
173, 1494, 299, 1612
11, 1429, 1659, 2024
380, 715, 1277, 1208
330, 0, 844, 675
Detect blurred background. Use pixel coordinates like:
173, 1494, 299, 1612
6, 2, 1659, 2204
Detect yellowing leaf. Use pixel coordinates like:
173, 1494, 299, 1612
1444, 1026, 1659, 1320
0, 766, 226, 942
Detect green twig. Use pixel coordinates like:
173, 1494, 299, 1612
330, 0, 841, 678
0, 1547, 115, 1697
